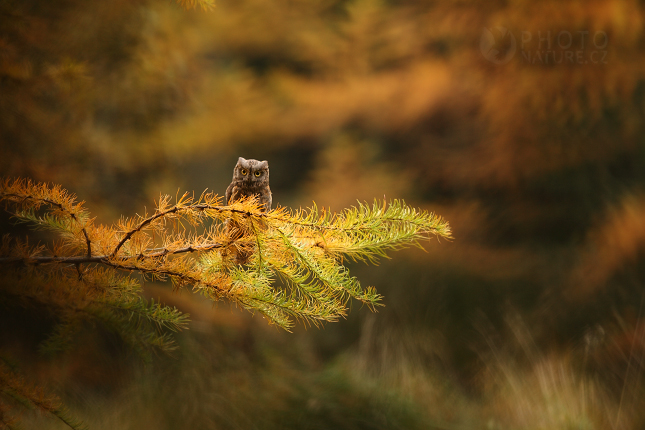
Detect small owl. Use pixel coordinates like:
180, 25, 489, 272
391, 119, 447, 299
225, 157, 272, 211
224, 157, 272, 264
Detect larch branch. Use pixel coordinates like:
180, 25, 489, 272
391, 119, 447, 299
111, 206, 183, 258
0, 242, 226, 266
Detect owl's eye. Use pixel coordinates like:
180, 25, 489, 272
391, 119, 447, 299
254, 171, 262, 177
241, 169, 248, 176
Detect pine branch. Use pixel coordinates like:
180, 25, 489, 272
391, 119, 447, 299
0, 359, 87, 430
1, 179, 94, 258
0, 242, 226, 265
111, 195, 189, 258
0, 176, 452, 429
0, 177, 451, 329
98, 297, 189, 333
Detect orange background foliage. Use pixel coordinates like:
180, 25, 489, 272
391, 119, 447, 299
2, 0, 645, 428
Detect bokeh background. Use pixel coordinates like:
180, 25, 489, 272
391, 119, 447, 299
2, 0, 645, 428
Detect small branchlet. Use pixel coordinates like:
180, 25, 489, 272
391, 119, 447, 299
0, 357, 88, 430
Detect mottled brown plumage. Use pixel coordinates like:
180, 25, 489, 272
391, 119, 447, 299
225, 157, 272, 211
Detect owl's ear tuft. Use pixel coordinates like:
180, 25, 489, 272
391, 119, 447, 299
238, 157, 247, 164
260, 160, 269, 168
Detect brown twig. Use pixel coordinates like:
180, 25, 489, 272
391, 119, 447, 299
100, 259, 226, 299
110, 201, 265, 258
0, 242, 226, 266
111, 206, 182, 258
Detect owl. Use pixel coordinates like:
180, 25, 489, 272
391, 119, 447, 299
225, 157, 272, 211
224, 157, 272, 264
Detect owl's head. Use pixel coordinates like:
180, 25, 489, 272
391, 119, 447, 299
233, 157, 269, 183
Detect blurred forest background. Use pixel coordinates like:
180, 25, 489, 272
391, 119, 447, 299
2, 0, 645, 428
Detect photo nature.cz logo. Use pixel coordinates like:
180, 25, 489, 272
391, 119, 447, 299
480, 27, 609, 65
480, 27, 516, 64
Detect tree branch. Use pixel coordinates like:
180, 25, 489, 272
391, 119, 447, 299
0, 242, 226, 266
2, 192, 94, 258
111, 206, 182, 258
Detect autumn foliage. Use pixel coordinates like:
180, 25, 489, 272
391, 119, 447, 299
2, 0, 645, 428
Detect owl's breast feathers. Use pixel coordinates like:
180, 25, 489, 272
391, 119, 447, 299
225, 181, 272, 212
